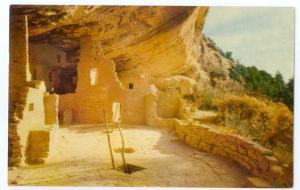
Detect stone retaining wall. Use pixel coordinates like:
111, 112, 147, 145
172, 120, 292, 187
145, 94, 292, 186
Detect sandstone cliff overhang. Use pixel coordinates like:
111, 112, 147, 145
11, 6, 215, 83
11, 6, 206, 50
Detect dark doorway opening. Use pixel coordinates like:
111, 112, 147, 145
128, 83, 134, 89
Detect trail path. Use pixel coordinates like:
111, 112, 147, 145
9, 125, 254, 187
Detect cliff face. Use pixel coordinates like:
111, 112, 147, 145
11, 5, 234, 93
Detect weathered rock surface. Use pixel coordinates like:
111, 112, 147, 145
155, 75, 196, 95
11, 5, 234, 90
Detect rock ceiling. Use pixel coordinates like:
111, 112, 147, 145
11, 5, 221, 84
11, 5, 197, 52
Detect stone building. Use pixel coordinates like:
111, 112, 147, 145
9, 5, 214, 167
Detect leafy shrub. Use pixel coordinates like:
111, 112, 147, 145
215, 94, 293, 164
229, 67, 242, 82
229, 63, 294, 110
196, 88, 218, 110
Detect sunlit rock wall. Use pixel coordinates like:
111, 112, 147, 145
110, 6, 234, 99
108, 7, 210, 88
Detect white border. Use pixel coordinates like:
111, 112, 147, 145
0, 1, 299, 190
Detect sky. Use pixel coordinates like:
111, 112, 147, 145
203, 7, 295, 81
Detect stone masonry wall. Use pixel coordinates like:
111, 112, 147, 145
9, 15, 31, 122
9, 82, 49, 166
16, 82, 49, 166
9, 14, 54, 166
173, 120, 292, 187
141, 83, 292, 187
59, 36, 150, 125
145, 93, 183, 128
9, 14, 30, 166
145, 93, 292, 186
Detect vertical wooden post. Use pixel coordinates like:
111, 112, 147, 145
103, 110, 115, 170
116, 122, 128, 173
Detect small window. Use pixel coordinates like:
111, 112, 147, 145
57, 54, 61, 63
128, 83, 133, 89
90, 68, 98, 86
29, 103, 34, 111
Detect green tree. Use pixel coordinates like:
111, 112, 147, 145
205, 37, 294, 110
229, 64, 294, 110
283, 78, 294, 110
273, 72, 286, 101
224, 51, 234, 61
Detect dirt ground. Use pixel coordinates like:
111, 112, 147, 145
8, 125, 254, 187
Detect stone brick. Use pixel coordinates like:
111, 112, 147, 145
252, 144, 273, 156
270, 165, 284, 176
258, 158, 269, 172
265, 156, 279, 165
237, 146, 246, 154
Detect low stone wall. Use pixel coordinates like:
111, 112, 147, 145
141, 94, 291, 186
25, 130, 50, 165
172, 120, 292, 187
145, 93, 187, 127
59, 89, 147, 125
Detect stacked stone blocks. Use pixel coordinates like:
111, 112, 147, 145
172, 120, 292, 187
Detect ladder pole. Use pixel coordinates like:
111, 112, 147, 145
103, 110, 115, 170
117, 122, 128, 173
